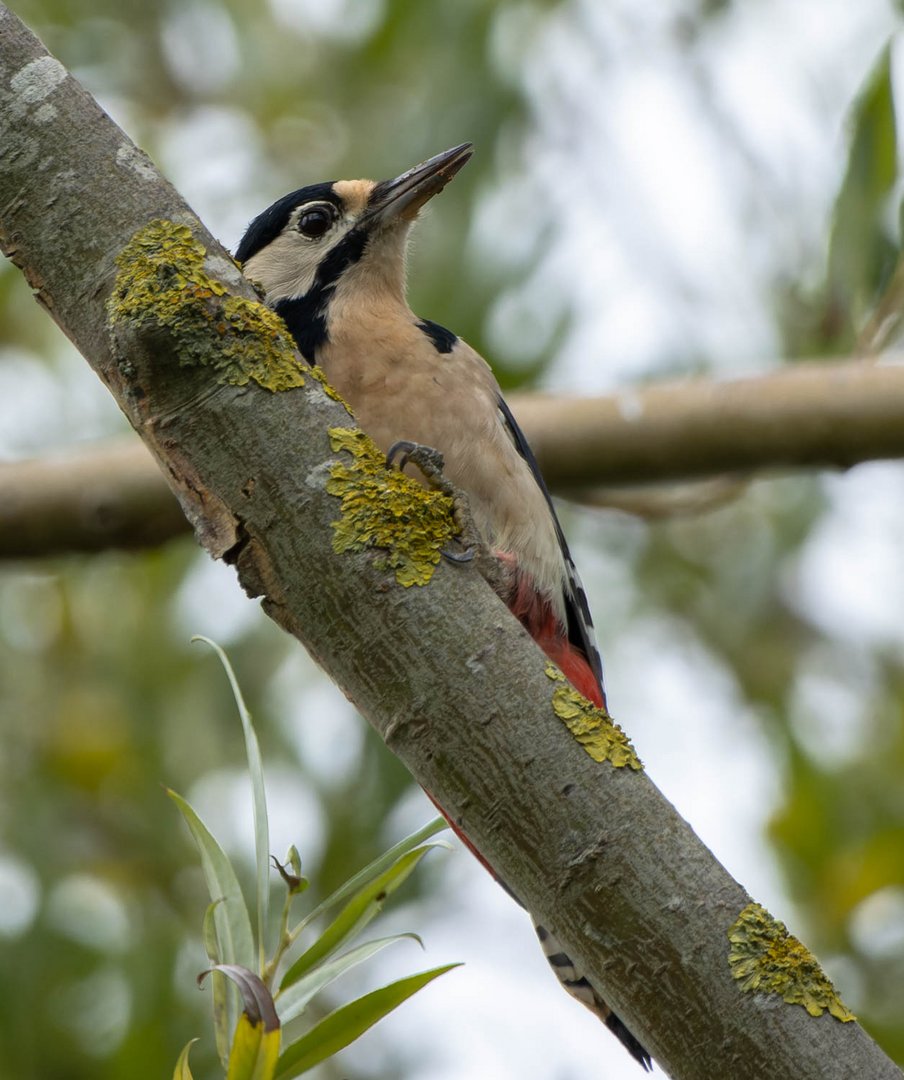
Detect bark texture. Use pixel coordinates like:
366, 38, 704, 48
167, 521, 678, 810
1, 10, 900, 1079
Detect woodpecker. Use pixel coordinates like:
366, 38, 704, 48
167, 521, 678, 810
236, 144, 651, 1071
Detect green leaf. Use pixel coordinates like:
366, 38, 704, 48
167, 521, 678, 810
172, 1038, 198, 1080
281, 845, 438, 990
277, 933, 422, 1024
203, 900, 231, 1068
290, 818, 447, 938
167, 779, 256, 1053
274, 965, 460, 1079
194, 636, 271, 972
829, 40, 899, 339
168, 789, 255, 971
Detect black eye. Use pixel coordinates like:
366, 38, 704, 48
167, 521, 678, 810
297, 205, 335, 239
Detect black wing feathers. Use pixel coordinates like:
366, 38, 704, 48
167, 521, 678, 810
495, 395, 605, 696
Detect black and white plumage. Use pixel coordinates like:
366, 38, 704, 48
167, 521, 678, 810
236, 144, 651, 1070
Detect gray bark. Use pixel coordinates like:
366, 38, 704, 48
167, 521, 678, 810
1, 9, 900, 1078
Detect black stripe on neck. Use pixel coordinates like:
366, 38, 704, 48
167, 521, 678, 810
275, 227, 369, 361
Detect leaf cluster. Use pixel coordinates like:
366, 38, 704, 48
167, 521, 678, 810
170, 639, 456, 1080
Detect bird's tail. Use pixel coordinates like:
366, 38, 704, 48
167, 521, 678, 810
534, 923, 652, 1071
425, 794, 652, 1070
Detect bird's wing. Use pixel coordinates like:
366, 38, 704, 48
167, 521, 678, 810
495, 394, 605, 698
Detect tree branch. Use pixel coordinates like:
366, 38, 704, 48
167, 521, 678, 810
4, 357, 904, 558
510, 359, 904, 486
0, 439, 185, 557
1, 10, 899, 1078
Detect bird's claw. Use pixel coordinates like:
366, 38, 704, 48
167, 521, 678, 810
441, 544, 476, 564
386, 439, 482, 564
386, 440, 448, 490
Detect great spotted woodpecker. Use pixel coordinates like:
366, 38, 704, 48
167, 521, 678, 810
236, 144, 651, 1071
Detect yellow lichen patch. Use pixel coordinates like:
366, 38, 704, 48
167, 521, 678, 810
545, 664, 643, 770
727, 902, 855, 1021
326, 427, 455, 587
108, 220, 305, 391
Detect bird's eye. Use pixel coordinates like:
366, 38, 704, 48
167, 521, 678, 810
297, 205, 335, 239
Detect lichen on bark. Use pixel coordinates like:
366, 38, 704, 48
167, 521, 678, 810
108, 219, 305, 391
326, 427, 456, 587
728, 901, 855, 1021
545, 664, 643, 769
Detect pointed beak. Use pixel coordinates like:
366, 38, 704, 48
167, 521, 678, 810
366, 143, 473, 226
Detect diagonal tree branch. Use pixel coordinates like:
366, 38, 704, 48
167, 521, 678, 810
1, 9, 900, 1078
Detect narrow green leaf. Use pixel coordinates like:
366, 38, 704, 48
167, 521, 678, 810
281, 845, 437, 990
274, 965, 460, 1079
193, 636, 270, 972
167, 788, 255, 972
277, 933, 422, 1024
829, 40, 899, 336
227, 1013, 281, 1080
203, 900, 231, 1068
290, 818, 447, 938
172, 1038, 198, 1080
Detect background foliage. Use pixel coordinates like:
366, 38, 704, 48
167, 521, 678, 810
1, 1, 904, 1077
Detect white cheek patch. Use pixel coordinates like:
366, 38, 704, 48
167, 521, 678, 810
243, 216, 360, 303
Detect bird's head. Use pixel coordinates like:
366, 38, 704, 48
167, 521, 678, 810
235, 143, 472, 309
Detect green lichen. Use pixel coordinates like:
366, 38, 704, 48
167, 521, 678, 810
326, 427, 455, 587
108, 219, 305, 391
545, 664, 643, 769
727, 902, 855, 1021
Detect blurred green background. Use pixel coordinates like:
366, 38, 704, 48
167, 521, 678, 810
2, 1, 904, 1077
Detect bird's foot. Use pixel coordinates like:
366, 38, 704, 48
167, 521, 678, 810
386, 440, 482, 564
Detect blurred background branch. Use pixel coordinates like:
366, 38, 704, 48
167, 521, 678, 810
5, 357, 904, 559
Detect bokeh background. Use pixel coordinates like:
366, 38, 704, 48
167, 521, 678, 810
2, 1, 904, 1077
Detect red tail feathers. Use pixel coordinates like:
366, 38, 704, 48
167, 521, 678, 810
503, 559, 607, 711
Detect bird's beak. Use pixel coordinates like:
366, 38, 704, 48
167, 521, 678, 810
366, 143, 473, 226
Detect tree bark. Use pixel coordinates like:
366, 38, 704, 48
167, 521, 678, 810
1, 9, 900, 1078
